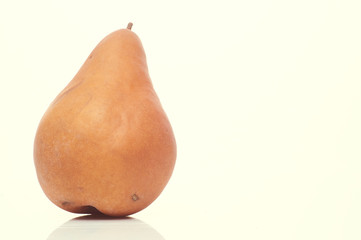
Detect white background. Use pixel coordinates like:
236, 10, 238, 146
1, 0, 361, 239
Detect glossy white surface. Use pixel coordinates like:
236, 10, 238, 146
48, 216, 164, 240
2, 0, 361, 239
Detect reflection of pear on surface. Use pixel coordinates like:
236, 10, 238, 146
34, 23, 176, 217
48, 215, 165, 240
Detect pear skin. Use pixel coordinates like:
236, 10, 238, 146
34, 23, 176, 217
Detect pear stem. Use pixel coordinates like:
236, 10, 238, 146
127, 22, 133, 30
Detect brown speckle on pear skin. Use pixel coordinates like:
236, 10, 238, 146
62, 201, 71, 206
131, 194, 139, 201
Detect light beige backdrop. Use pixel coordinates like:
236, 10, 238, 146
1, 0, 361, 239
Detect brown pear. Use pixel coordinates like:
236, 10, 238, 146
33, 23, 176, 217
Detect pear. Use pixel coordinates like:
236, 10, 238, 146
34, 23, 176, 217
